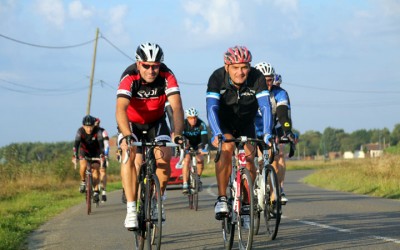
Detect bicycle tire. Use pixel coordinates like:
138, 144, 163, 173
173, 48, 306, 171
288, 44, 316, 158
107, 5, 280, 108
149, 173, 162, 249
264, 164, 281, 241
188, 170, 199, 210
237, 167, 254, 250
85, 174, 92, 215
253, 173, 261, 235
134, 180, 145, 250
222, 185, 234, 250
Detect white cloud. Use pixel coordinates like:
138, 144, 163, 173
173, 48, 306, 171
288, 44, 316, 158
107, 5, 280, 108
272, 0, 298, 13
183, 0, 244, 37
380, 0, 400, 17
107, 5, 128, 35
68, 0, 93, 19
35, 0, 65, 28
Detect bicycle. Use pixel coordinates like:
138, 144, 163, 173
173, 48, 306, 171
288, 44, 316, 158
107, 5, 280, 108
122, 131, 183, 250
253, 134, 296, 239
253, 139, 281, 240
185, 146, 209, 211
215, 135, 261, 250
74, 156, 103, 215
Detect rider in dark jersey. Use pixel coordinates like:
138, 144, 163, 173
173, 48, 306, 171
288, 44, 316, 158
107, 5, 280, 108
73, 115, 105, 203
181, 107, 209, 194
116, 42, 184, 230
206, 46, 273, 225
254, 62, 295, 204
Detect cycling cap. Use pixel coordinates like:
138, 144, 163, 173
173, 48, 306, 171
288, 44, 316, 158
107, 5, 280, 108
82, 115, 96, 126
135, 42, 164, 63
185, 107, 199, 117
254, 62, 275, 76
274, 74, 282, 85
224, 46, 252, 65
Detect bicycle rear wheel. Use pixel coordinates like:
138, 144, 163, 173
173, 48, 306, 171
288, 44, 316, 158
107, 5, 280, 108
85, 174, 92, 215
237, 167, 254, 250
148, 173, 162, 250
188, 170, 199, 210
264, 164, 281, 241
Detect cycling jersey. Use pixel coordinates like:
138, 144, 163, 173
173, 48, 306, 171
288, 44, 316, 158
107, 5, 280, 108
183, 118, 208, 150
117, 63, 180, 124
206, 67, 272, 138
255, 85, 292, 137
74, 127, 104, 158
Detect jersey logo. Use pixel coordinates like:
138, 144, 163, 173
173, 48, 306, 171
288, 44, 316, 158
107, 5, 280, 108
284, 122, 290, 127
138, 88, 158, 98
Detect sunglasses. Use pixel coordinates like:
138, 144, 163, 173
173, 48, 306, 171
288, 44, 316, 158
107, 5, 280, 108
141, 63, 160, 70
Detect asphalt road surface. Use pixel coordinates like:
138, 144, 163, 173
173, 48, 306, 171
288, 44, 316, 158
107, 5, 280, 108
27, 170, 400, 249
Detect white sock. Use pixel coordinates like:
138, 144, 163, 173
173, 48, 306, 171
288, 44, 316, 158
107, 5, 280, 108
127, 201, 136, 213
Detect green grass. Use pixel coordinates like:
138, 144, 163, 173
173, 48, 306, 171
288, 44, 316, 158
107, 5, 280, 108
302, 155, 400, 199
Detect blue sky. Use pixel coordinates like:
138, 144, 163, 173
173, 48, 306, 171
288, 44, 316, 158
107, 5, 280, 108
1, 0, 399, 147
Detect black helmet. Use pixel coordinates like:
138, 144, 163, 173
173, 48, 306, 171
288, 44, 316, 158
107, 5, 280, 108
82, 115, 95, 126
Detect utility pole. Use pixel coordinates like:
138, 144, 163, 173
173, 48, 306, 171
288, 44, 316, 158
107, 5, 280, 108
86, 28, 99, 115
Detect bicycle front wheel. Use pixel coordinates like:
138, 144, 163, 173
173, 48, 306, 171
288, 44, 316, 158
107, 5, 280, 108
253, 173, 261, 235
85, 174, 92, 215
264, 164, 281, 241
134, 180, 146, 250
147, 173, 162, 250
222, 186, 234, 250
237, 167, 254, 250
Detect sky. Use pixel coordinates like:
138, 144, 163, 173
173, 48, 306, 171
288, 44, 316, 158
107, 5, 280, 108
1, 0, 400, 147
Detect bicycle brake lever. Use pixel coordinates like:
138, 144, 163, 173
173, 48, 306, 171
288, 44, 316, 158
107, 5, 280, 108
122, 148, 130, 164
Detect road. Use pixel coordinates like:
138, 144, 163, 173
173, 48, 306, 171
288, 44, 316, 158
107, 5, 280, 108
28, 170, 400, 249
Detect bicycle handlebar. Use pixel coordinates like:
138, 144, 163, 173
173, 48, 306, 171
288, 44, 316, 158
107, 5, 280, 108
278, 135, 296, 158
122, 141, 185, 166
214, 135, 273, 163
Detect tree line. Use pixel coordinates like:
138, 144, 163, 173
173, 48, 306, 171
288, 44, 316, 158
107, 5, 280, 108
295, 124, 400, 157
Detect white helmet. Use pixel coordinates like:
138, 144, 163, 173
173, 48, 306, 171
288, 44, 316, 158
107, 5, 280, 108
135, 42, 164, 62
185, 107, 199, 117
255, 62, 275, 77
274, 74, 282, 85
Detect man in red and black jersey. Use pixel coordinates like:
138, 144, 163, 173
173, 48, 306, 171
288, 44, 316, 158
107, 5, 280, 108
73, 115, 105, 203
116, 42, 184, 230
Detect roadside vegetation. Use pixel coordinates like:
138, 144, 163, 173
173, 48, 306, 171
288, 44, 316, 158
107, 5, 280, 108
0, 142, 399, 249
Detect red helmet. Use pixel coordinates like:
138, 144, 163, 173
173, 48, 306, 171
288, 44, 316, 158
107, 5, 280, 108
224, 46, 252, 65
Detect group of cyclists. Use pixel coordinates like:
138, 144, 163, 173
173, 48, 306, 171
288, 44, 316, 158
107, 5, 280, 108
72, 43, 296, 235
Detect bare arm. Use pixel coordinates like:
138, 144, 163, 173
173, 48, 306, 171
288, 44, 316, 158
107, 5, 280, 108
116, 97, 132, 138
167, 94, 184, 137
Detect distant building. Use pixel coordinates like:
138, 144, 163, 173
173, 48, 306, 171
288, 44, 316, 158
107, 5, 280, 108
354, 150, 365, 159
343, 151, 354, 159
364, 143, 384, 158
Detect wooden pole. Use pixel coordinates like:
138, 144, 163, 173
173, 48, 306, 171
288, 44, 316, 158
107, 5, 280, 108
86, 28, 99, 115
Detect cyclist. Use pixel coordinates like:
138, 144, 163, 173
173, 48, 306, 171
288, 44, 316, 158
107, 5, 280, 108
206, 46, 273, 228
181, 107, 209, 194
95, 118, 110, 202
116, 42, 184, 230
254, 62, 295, 204
73, 115, 105, 204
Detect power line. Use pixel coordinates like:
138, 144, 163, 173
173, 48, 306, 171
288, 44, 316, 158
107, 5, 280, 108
285, 82, 400, 94
99, 33, 134, 61
0, 33, 95, 49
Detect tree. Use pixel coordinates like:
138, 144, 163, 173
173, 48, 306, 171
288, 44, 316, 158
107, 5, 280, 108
390, 124, 400, 146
